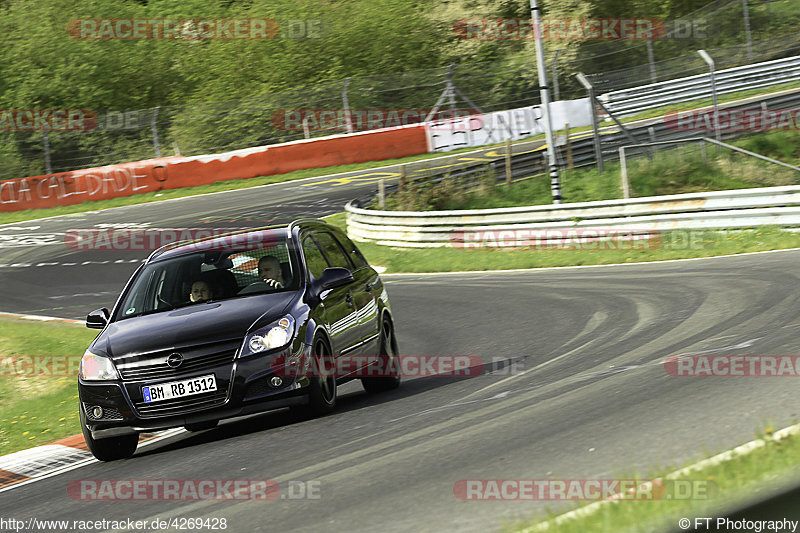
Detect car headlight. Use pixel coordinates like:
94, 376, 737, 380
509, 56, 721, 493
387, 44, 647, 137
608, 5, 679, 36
241, 315, 296, 357
79, 350, 119, 380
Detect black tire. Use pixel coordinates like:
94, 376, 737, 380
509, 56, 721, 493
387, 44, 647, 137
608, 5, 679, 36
184, 420, 219, 432
362, 317, 401, 393
294, 337, 337, 417
80, 405, 138, 461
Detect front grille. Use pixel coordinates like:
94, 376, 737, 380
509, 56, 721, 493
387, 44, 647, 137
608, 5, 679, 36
134, 391, 228, 417
117, 343, 239, 381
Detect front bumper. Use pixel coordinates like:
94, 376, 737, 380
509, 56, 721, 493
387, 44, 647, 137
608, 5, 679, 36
79, 344, 312, 439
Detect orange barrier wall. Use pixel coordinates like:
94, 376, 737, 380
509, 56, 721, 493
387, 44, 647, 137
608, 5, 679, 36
0, 124, 429, 212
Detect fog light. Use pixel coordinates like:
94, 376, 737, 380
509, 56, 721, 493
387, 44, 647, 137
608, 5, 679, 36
269, 376, 283, 388
91, 406, 104, 419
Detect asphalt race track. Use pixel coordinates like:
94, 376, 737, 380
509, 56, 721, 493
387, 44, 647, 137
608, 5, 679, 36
2, 158, 800, 531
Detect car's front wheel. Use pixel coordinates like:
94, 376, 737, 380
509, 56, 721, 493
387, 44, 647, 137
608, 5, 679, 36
80, 404, 138, 461
308, 337, 337, 415
292, 336, 337, 417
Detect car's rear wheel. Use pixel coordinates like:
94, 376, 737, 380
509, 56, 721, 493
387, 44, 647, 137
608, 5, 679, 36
362, 317, 401, 393
80, 404, 138, 461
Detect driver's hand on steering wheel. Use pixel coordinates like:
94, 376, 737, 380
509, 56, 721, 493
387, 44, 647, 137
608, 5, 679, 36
264, 278, 284, 289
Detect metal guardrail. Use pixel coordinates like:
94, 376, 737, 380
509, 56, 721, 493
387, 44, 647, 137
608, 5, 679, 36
348, 87, 800, 247
599, 55, 800, 116
346, 185, 800, 247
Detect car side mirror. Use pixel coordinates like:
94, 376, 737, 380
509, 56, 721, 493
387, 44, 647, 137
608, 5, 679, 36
86, 308, 110, 329
320, 267, 354, 290
306, 268, 354, 305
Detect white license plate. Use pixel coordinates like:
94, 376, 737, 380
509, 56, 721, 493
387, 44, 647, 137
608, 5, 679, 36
142, 374, 217, 403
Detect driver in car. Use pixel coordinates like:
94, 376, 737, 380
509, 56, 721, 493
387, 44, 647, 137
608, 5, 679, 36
257, 255, 285, 288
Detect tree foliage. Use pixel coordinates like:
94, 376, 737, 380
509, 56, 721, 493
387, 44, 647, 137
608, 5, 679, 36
0, 0, 797, 175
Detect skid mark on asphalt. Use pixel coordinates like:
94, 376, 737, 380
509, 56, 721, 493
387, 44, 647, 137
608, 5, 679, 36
682, 337, 764, 355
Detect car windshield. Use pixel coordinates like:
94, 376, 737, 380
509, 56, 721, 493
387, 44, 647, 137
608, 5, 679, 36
115, 234, 300, 320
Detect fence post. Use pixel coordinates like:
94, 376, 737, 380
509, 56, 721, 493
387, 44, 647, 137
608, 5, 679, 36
551, 49, 561, 101
646, 40, 657, 84
447, 63, 457, 114
43, 133, 52, 175
151, 107, 161, 158
398, 164, 406, 193
742, 0, 753, 62
342, 77, 354, 133
698, 50, 720, 143
619, 146, 630, 199
576, 73, 604, 172
378, 179, 385, 209
565, 122, 573, 169
505, 137, 512, 185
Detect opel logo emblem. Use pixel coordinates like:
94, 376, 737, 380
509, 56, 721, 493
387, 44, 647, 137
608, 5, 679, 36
166, 353, 184, 368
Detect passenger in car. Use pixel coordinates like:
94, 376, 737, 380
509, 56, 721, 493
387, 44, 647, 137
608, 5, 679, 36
189, 280, 213, 303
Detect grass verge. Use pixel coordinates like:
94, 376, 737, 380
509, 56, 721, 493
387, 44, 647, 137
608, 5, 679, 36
0, 318, 97, 455
506, 425, 800, 532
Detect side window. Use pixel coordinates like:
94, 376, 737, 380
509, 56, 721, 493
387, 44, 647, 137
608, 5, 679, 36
331, 229, 369, 270
302, 236, 328, 279
312, 232, 352, 269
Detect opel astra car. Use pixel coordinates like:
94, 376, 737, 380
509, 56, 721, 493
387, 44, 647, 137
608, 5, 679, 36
78, 219, 400, 461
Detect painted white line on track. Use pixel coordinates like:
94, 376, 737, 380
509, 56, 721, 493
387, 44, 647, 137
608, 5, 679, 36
0, 258, 143, 269
0, 312, 82, 324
